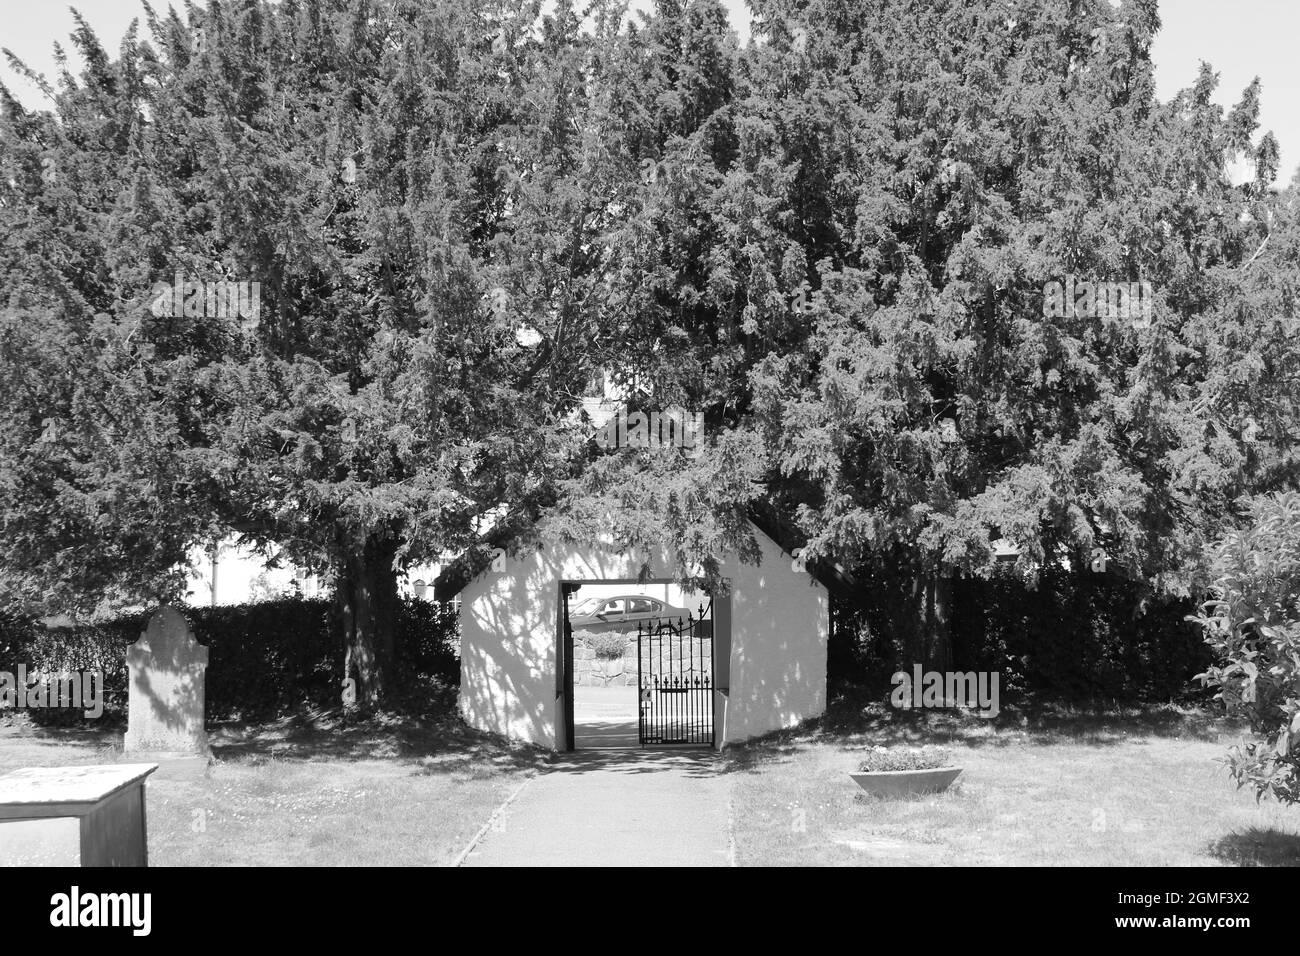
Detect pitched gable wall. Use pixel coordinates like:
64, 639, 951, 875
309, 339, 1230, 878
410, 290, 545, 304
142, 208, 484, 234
456, 523, 828, 748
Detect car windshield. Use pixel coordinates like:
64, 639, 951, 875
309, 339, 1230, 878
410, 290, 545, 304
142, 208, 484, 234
569, 597, 601, 615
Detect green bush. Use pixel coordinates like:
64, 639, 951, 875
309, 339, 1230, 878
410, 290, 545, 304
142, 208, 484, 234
1192, 492, 1300, 804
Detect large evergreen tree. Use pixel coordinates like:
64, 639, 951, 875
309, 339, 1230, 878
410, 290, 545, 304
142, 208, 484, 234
566, 0, 1299, 668
3, 0, 1298, 695
0, 0, 626, 702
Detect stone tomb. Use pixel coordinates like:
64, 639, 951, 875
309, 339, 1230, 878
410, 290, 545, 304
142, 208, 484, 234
0, 764, 158, 866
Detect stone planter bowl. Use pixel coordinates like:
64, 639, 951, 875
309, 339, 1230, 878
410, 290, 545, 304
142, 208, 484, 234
850, 767, 963, 798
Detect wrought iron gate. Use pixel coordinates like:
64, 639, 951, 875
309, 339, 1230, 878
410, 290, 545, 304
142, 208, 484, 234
637, 614, 714, 746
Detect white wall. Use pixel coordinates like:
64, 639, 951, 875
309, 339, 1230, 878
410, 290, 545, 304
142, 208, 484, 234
456, 523, 827, 749
722, 529, 828, 742
456, 544, 563, 745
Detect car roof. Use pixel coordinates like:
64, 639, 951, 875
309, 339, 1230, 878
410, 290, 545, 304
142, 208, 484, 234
585, 595, 666, 603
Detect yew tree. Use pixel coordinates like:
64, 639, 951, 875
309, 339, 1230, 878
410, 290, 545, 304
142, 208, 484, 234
5, 0, 1298, 695
567, 0, 1300, 670
0, 0, 625, 703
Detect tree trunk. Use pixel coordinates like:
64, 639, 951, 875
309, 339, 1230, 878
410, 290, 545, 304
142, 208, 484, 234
337, 536, 399, 707
905, 568, 953, 674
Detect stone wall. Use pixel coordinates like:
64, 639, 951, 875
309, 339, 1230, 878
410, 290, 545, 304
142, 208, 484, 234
572, 632, 714, 687
573, 632, 639, 686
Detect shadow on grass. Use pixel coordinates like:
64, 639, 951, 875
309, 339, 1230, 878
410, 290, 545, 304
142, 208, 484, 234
542, 746, 720, 777
207, 703, 547, 777
1207, 827, 1300, 866
5, 698, 548, 780
725, 689, 1241, 773
0, 714, 124, 770
0, 712, 122, 745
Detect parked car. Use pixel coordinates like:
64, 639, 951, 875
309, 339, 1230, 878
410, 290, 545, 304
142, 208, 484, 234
567, 594, 706, 634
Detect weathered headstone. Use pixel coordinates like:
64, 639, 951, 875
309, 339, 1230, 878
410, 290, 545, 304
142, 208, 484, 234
123, 606, 210, 756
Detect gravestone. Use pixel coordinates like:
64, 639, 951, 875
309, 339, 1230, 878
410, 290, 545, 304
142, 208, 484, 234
123, 606, 210, 756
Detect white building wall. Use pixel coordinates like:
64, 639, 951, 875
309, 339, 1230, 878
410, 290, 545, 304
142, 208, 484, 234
457, 549, 565, 745
456, 523, 827, 749
722, 529, 828, 742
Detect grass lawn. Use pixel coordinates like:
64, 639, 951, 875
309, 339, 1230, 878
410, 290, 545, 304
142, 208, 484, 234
6, 701, 1300, 866
0, 709, 547, 866
725, 703, 1300, 866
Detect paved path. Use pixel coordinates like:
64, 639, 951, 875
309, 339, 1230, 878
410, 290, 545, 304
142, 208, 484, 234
572, 684, 639, 750
461, 747, 732, 867
462, 686, 729, 866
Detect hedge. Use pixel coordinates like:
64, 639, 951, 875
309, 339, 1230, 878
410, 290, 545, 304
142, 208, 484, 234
829, 565, 1211, 706
0, 597, 459, 725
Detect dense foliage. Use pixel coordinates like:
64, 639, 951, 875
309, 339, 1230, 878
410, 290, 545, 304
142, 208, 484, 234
1, 0, 615, 701
2, 0, 1297, 704
0, 597, 459, 723
1193, 492, 1300, 804
563, 0, 1300, 669
576, 629, 631, 659
830, 564, 1209, 704
857, 746, 955, 773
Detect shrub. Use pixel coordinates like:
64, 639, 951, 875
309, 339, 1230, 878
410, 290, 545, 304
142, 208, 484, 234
583, 631, 630, 659
857, 746, 955, 773
830, 563, 1208, 706
391, 597, 461, 712
0, 612, 140, 726
1192, 492, 1300, 804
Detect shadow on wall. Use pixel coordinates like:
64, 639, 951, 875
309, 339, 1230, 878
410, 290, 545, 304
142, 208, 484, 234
727, 551, 828, 743
459, 544, 703, 747
457, 553, 565, 745
457, 527, 828, 749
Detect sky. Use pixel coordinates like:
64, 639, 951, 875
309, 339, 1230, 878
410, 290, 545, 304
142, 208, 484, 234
1, 0, 1297, 179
